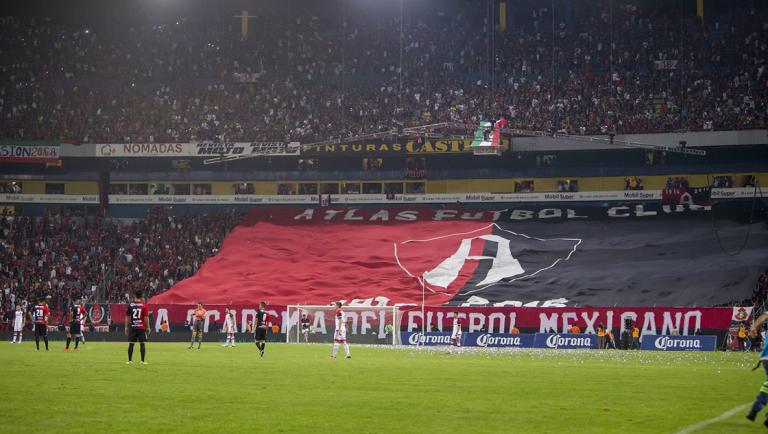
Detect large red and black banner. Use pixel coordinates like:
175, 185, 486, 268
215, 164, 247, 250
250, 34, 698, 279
149, 204, 768, 308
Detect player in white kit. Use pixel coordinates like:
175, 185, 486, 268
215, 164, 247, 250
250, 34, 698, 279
330, 301, 351, 359
79, 308, 87, 344
222, 307, 237, 347
12, 305, 25, 343
448, 311, 462, 355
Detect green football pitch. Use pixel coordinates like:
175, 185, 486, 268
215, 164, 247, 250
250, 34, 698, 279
0, 341, 764, 433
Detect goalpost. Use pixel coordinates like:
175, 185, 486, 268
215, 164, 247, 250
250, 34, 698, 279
286, 305, 402, 345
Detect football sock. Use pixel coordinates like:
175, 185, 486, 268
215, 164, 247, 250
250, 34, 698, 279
332, 343, 339, 357
189, 336, 195, 347
140, 343, 146, 362
35, 337, 39, 350
74, 337, 80, 349
17, 333, 22, 343
44, 337, 48, 350
128, 343, 134, 361
343, 343, 350, 357
751, 382, 768, 415
66, 337, 71, 349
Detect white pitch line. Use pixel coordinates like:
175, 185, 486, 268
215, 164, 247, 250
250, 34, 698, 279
674, 403, 751, 434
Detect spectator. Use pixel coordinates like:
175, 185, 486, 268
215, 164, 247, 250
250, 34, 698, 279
0, 182, 22, 194
624, 177, 643, 191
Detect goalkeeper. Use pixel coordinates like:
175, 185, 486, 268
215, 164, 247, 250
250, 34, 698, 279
300, 313, 311, 343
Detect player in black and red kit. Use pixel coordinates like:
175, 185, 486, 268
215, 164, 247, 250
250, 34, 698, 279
29, 297, 50, 351
65, 297, 87, 351
125, 290, 150, 365
253, 301, 269, 358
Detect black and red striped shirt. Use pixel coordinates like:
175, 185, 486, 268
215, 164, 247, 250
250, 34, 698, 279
71, 304, 86, 322
126, 302, 148, 330
33, 304, 49, 325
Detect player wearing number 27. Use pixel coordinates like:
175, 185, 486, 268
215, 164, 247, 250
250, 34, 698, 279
330, 301, 351, 359
125, 290, 150, 365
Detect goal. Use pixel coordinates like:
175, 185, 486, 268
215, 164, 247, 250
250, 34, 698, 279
286, 305, 402, 345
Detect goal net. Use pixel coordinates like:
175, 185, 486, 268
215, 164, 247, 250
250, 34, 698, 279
285, 305, 403, 345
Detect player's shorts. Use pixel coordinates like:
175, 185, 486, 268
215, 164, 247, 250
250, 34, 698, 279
333, 329, 347, 343
760, 338, 768, 361
193, 320, 204, 333
255, 327, 267, 341
69, 321, 81, 335
35, 324, 47, 337
450, 333, 462, 346
13, 321, 23, 332
128, 329, 147, 343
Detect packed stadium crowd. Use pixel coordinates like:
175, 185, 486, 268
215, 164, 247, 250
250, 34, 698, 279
0, 1, 766, 144
0, 182, 22, 193
0, 207, 241, 325
752, 269, 768, 309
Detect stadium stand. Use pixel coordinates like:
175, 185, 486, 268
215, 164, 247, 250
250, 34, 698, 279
0, 208, 242, 320
0, 0, 766, 314
0, 0, 766, 144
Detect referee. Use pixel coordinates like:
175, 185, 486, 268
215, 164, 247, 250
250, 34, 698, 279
188, 302, 207, 350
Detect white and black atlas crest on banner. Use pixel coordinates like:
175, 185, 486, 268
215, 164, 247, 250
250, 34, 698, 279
394, 223, 581, 304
